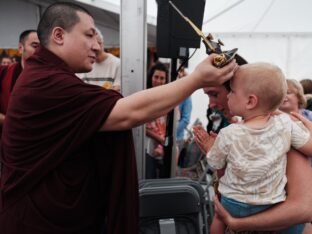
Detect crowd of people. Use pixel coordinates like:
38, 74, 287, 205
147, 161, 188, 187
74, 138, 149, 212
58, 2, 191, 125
0, 1, 311, 234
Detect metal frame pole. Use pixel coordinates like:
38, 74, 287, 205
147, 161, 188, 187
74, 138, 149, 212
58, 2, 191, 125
120, 0, 147, 179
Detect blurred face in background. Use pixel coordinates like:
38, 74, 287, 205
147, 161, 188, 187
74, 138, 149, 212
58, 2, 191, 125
19, 31, 39, 67
279, 89, 300, 113
203, 85, 232, 119
279, 80, 305, 113
1, 57, 12, 66
151, 69, 167, 87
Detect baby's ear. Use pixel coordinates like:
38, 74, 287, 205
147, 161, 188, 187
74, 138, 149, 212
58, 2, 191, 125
246, 94, 258, 110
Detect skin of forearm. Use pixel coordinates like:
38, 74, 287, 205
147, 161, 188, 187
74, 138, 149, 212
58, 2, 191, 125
230, 202, 308, 231
230, 192, 312, 231
101, 57, 237, 131
102, 75, 200, 131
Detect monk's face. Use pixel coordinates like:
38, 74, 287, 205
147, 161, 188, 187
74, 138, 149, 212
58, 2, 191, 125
19, 32, 39, 65
61, 11, 100, 73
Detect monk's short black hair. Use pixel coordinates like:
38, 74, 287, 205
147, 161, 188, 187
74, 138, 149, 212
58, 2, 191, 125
19, 30, 37, 44
37, 2, 92, 47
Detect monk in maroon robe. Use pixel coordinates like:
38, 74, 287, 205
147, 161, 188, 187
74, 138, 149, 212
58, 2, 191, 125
0, 30, 39, 134
0, 42, 139, 233
0, 2, 238, 234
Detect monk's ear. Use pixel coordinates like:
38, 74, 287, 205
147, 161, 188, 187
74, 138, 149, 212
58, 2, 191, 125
246, 94, 258, 110
18, 42, 23, 54
51, 27, 65, 45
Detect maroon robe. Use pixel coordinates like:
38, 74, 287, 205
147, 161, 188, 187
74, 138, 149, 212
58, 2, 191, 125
0, 46, 138, 234
0, 62, 23, 135
0, 62, 23, 114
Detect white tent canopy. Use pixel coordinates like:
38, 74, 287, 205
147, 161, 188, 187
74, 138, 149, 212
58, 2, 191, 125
190, 0, 312, 79
181, 0, 312, 127
143, 0, 312, 126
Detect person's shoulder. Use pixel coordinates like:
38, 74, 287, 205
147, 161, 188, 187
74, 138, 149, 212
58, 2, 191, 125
270, 113, 294, 129
219, 122, 241, 135
301, 108, 312, 115
107, 53, 120, 63
300, 108, 312, 121
0, 62, 20, 78
305, 94, 312, 101
5, 62, 20, 72
272, 112, 291, 122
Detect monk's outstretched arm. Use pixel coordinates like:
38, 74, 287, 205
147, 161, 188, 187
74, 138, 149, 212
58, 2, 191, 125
101, 55, 237, 131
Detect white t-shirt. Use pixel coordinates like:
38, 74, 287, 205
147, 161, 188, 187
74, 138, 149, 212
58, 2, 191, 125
77, 53, 120, 88
207, 113, 310, 205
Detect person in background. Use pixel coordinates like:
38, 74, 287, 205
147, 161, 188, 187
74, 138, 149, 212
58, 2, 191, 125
300, 78, 312, 111
0, 55, 13, 66
0, 3, 237, 233
279, 79, 312, 121
78, 27, 121, 92
145, 62, 168, 179
176, 67, 192, 165
0, 29, 39, 128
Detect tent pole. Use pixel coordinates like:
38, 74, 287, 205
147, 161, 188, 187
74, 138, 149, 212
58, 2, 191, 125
120, 0, 147, 179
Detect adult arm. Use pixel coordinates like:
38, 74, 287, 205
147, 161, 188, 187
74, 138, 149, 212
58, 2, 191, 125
100, 55, 237, 131
214, 149, 312, 231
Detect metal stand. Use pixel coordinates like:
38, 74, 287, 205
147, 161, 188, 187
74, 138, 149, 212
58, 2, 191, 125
162, 58, 178, 178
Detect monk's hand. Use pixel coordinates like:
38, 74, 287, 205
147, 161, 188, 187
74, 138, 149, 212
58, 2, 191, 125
192, 54, 238, 88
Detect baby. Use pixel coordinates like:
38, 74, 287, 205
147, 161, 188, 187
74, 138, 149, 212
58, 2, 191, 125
207, 63, 312, 234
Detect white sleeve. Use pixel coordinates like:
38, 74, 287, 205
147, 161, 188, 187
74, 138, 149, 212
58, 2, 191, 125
206, 129, 230, 170
291, 120, 310, 149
